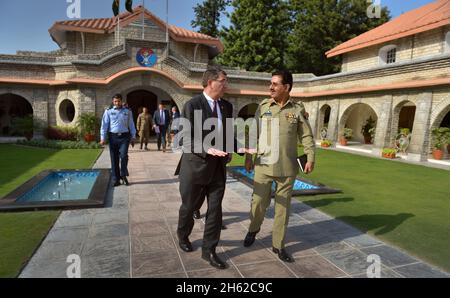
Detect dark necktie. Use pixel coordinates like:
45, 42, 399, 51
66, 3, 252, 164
212, 100, 218, 118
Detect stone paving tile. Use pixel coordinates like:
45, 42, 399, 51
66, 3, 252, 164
222, 241, 277, 265
29, 240, 84, 262
351, 266, 404, 278
360, 245, 418, 267
82, 237, 129, 260
92, 210, 129, 226
286, 255, 347, 278
88, 223, 129, 239
392, 263, 449, 278
20, 258, 72, 278
237, 260, 296, 278
131, 221, 170, 237
187, 268, 242, 278
131, 234, 176, 254
45, 226, 89, 243
82, 253, 130, 278
321, 249, 374, 276
132, 250, 185, 277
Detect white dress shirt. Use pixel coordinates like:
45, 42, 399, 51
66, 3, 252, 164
203, 92, 222, 131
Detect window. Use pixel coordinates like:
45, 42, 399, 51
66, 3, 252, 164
379, 45, 397, 65
386, 48, 396, 64
59, 99, 75, 123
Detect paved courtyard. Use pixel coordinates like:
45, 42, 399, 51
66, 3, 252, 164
20, 143, 449, 278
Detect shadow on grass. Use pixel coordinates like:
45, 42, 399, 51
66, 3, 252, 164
336, 213, 415, 236
300, 197, 354, 208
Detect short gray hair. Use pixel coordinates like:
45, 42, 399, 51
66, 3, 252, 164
202, 66, 227, 88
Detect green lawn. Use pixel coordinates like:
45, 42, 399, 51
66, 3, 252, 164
229, 149, 450, 273
0, 144, 101, 278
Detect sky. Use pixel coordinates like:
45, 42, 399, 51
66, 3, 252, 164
0, 0, 437, 54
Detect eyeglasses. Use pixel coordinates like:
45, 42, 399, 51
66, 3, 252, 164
215, 79, 228, 84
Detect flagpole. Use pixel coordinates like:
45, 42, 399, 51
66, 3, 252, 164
141, 0, 145, 40
166, 0, 169, 54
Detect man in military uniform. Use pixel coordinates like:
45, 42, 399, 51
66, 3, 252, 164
243, 70, 315, 262
100, 94, 137, 187
136, 107, 152, 150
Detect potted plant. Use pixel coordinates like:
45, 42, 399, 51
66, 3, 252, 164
321, 139, 332, 148
431, 127, 450, 160
339, 128, 353, 146
76, 112, 99, 143
382, 148, 397, 159
361, 116, 376, 144
11, 115, 34, 140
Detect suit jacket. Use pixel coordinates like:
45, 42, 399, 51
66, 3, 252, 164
153, 109, 170, 128
175, 94, 237, 183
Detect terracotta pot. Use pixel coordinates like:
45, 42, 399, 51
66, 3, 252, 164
382, 153, 396, 159
321, 143, 330, 148
432, 149, 444, 160
24, 132, 33, 141
339, 138, 348, 146
84, 133, 95, 143
363, 134, 372, 144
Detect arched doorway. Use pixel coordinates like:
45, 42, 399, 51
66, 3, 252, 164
126, 90, 158, 126
393, 101, 416, 135
238, 103, 258, 120
318, 104, 331, 139
340, 103, 378, 144
0, 93, 33, 136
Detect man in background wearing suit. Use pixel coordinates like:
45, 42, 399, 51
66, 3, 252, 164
176, 67, 237, 269
153, 103, 170, 152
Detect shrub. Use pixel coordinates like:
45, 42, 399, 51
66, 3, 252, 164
17, 139, 101, 149
45, 126, 79, 141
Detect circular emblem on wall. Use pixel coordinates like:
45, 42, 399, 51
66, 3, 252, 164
136, 48, 157, 67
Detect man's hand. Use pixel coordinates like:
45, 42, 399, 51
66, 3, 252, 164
303, 161, 314, 174
207, 148, 228, 157
245, 158, 254, 172
100, 140, 105, 146
130, 138, 135, 148
237, 148, 257, 154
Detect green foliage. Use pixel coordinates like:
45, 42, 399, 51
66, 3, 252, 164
17, 139, 101, 149
286, 0, 391, 75
76, 112, 99, 135
321, 139, 332, 146
191, 0, 230, 37
343, 127, 353, 140
382, 147, 396, 155
361, 116, 376, 136
10, 115, 33, 136
219, 0, 290, 72
431, 127, 450, 150
399, 127, 411, 135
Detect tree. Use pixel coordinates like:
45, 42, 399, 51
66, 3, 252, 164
191, 0, 230, 37
219, 0, 290, 72
286, 0, 390, 76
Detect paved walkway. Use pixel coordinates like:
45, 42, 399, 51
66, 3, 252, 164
20, 143, 449, 278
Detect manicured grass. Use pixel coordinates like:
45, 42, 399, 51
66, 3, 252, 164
229, 149, 450, 273
0, 144, 101, 278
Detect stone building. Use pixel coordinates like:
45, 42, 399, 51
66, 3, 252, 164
1, 1, 450, 161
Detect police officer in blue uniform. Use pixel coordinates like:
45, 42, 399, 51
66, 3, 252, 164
100, 94, 137, 187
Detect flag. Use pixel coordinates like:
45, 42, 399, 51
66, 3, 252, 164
112, 0, 120, 16
125, 0, 133, 13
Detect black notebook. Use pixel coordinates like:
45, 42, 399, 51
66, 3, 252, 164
297, 154, 308, 173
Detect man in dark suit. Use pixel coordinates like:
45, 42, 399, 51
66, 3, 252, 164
153, 103, 170, 152
176, 67, 237, 269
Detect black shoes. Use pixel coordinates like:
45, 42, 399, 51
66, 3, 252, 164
113, 180, 121, 187
121, 176, 129, 186
243, 229, 260, 247
179, 240, 193, 252
193, 210, 201, 219
272, 247, 294, 263
202, 251, 226, 269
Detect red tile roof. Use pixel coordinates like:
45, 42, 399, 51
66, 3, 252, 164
49, 6, 223, 51
326, 0, 450, 58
